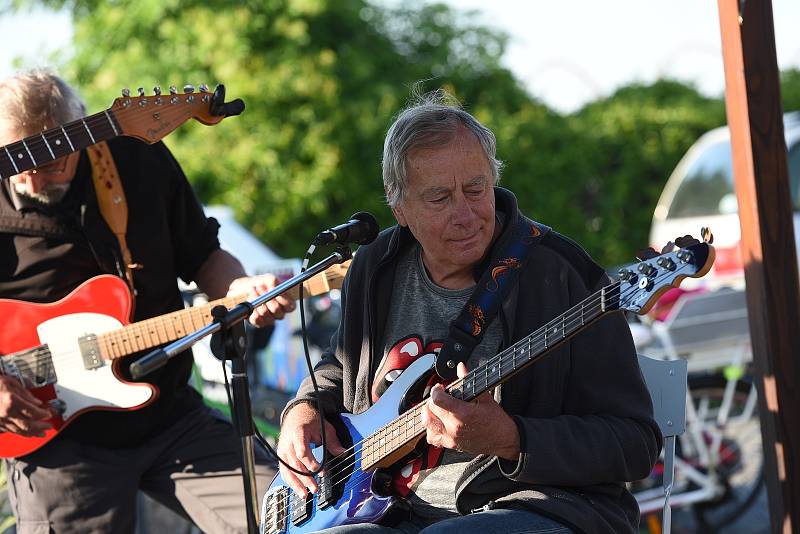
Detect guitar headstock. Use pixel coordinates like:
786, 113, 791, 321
616, 234, 715, 314
109, 84, 244, 143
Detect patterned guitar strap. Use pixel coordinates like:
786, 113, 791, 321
434, 218, 551, 381
86, 142, 140, 295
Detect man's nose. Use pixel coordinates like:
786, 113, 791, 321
450, 192, 476, 225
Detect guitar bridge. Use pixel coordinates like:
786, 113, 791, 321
1, 345, 57, 388
260, 486, 289, 534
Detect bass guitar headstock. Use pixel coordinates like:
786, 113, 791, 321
617, 230, 715, 314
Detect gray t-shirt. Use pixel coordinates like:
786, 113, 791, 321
376, 244, 503, 521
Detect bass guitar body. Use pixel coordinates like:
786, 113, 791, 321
262, 354, 437, 533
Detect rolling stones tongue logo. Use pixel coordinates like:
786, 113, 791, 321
372, 336, 446, 496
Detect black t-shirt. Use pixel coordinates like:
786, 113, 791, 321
0, 137, 220, 448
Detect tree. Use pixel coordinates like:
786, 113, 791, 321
570, 80, 727, 264
7, 0, 770, 268
10, 0, 527, 258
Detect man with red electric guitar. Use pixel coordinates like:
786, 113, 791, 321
0, 71, 291, 533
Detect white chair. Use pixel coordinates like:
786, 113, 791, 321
637, 354, 688, 534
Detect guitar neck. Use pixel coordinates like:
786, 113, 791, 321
360, 281, 622, 471
0, 110, 121, 180
96, 262, 349, 361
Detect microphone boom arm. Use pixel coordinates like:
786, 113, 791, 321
129, 247, 353, 379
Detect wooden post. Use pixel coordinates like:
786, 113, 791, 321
717, 1, 800, 532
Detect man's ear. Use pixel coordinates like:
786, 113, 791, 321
392, 204, 407, 227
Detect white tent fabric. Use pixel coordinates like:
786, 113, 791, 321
204, 205, 283, 275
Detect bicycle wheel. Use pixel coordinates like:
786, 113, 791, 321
687, 373, 766, 531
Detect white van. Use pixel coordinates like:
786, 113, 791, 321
649, 112, 800, 288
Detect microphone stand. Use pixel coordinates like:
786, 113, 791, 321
130, 246, 353, 534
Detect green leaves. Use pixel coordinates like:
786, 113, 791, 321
9, 0, 800, 267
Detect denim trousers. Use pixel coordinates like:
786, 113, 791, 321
311, 508, 574, 534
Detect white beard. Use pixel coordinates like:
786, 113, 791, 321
13, 181, 71, 204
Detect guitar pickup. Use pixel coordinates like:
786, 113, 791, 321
290, 490, 313, 526
317, 473, 342, 510
78, 334, 104, 370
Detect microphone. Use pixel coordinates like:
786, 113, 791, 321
314, 212, 379, 246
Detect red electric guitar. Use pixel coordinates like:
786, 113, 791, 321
0, 261, 350, 458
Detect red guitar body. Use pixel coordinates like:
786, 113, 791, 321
0, 275, 156, 458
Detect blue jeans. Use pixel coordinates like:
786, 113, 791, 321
312, 509, 573, 534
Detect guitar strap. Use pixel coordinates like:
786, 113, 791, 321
434, 218, 550, 381
86, 142, 139, 294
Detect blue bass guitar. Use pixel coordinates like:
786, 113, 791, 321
261, 238, 714, 533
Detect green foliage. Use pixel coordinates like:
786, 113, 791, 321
781, 68, 800, 112
9, 1, 800, 267
568, 80, 727, 262
17, 0, 522, 257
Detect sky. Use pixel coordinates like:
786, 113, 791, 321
1, 1, 800, 113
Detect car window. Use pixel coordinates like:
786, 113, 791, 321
667, 140, 733, 218
668, 138, 800, 218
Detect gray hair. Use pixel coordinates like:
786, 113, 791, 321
0, 70, 86, 132
382, 88, 503, 208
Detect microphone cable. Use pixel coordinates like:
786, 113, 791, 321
220, 240, 331, 480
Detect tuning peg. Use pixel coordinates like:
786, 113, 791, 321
199, 84, 209, 93
635, 247, 659, 261
136, 87, 144, 97
183, 84, 195, 93
701, 227, 714, 244
674, 235, 700, 248
121, 88, 131, 97
660, 241, 675, 254
618, 268, 638, 283
637, 262, 658, 277
169, 85, 178, 95
656, 257, 676, 271
153, 86, 162, 96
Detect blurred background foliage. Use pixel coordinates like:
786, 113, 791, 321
4, 0, 800, 266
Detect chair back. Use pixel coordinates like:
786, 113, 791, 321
637, 354, 688, 534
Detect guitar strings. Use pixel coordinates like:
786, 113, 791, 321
266, 296, 616, 522
4, 101, 190, 168
320, 289, 620, 492
8, 269, 348, 372
267, 284, 628, 520
5, 115, 116, 165
267, 265, 689, 522
11, 293, 243, 372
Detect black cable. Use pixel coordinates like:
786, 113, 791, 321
219, 242, 332, 479
221, 348, 320, 478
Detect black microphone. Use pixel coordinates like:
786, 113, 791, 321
314, 212, 379, 246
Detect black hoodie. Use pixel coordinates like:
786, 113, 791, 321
287, 187, 662, 533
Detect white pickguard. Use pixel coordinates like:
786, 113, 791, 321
36, 313, 153, 419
